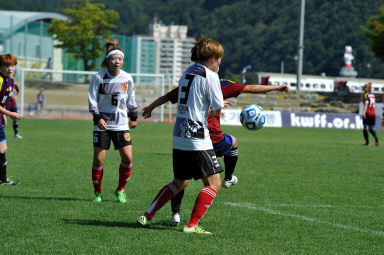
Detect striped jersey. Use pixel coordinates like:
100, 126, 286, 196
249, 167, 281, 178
88, 69, 137, 131
363, 92, 376, 118
173, 63, 224, 151
0, 75, 13, 113
6, 82, 19, 110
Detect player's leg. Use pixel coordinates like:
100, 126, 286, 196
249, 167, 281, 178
91, 131, 110, 202
184, 173, 221, 234
214, 134, 239, 188
12, 106, 22, 139
138, 149, 192, 226
0, 124, 18, 185
137, 178, 187, 226
368, 126, 379, 146
184, 149, 223, 234
363, 124, 370, 145
113, 131, 133, 203
115, 145, 132, 203
223, 135, 238, 187
169, 189, 184, 226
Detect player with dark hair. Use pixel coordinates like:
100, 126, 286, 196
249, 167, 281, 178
0, 53, 22, 185
137, 36, 225, 234
142, 78, 289, 225
5, 80, 22, 139
362, 82, 379, 146
88, 39, 138, 203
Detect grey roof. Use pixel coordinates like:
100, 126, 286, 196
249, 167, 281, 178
0, 10, 67, 37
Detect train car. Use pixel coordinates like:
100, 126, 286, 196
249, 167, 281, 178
255, 72, 384, 94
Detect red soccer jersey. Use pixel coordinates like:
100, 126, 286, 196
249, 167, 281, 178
364, 92, 376, 118
166, 79, 246, 144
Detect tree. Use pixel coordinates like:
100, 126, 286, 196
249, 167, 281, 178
48, 0, 119, 71
361, 6, 384, 63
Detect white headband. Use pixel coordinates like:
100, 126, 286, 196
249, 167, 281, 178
106, 49, 124, 59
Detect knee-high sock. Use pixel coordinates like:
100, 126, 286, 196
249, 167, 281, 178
363, 129, 369, 144
171, 189, 184, 214
92, 163, 103, 193
186, 186, 217, 227
369, 127, 379, 143
117, 161, 132, 191
0, 153, 7, 182
13, 121, 19, 135
224, 147, 238, 180
144, 182, 179, 221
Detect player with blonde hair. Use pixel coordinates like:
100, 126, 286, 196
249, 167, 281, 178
137, 36, 224, 234
88, 40, 138, 203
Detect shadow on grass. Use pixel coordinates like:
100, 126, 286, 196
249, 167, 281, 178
63, 218, 182, 232
0, 195, 89, 202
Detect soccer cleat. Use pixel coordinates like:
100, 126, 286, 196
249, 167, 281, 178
168, 213, 180, 227
92, 192, 102, 203
362, 143, 371, 146
0, 179, 20, 185
376, 141, 379, 146
183, 225, 212, 234
222, 175, 238, 189
15, 134, 23, 139
115, 189, 127, 203
137, 215, 149, 226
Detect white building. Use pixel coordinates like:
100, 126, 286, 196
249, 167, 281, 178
149, 22, 194, 86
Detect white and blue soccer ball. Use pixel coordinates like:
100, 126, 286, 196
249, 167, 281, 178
240, 104, 266, 130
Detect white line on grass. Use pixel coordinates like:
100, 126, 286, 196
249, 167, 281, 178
263, 203, 380, 209
225, 202, 384, 237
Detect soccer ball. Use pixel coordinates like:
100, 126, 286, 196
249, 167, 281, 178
240, 104, 265, 130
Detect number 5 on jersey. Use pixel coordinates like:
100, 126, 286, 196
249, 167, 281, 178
180, 74, 195, 104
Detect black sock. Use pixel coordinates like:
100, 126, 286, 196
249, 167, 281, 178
0, 153, 7, 182
13, 121, 19, 135
363, 129, 369, 144
369, 128, 379, 143
171, 189, 184, 214
224, 147, 238, 180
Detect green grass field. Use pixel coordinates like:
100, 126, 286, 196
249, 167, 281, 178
1, 119, 383, 254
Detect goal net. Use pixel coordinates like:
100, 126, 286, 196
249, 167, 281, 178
16, 68, 174, 122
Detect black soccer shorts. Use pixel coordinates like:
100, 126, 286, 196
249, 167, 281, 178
173, 149, 223, 180
93, 130, 132, 150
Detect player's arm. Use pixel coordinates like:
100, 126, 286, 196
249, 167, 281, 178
88, 75, 106, 130
127, 80, 138, 129
0, 106, 21, 121
141, 87, 178, 119
241, 84, 289, 94
142, 94, 170, 119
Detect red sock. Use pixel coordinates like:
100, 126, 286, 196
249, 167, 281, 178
144, 182, 179, 221
92, 163, 103, 193
117, 161, 132, 191
186, 186, 217, 227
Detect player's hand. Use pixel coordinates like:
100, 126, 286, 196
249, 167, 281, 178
10, 112, 21, 121
141, 106, 153, 119
279, 84, 290, 92
97, 119, 107, 130
223, 100, 232, 108
129, 121, 137, 129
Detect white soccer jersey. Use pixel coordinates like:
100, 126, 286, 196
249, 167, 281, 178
173, 63, 224, 151
88, 69, 137, 131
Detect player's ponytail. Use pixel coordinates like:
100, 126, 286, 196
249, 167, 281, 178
190, 35, 224, 63
101, 39, 124, 68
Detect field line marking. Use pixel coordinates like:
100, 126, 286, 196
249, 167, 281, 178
225, 202, 384, 237
263, 203, 379, 209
